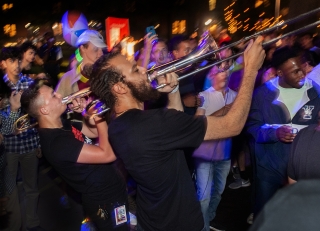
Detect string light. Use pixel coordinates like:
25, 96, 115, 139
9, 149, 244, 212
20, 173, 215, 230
249, 26, 257, 31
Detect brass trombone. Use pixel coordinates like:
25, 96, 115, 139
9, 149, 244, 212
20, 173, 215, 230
13, 8, 320, 133
148, 7, 320, 88
13, 87, 109, 134
155, 19, 320, 89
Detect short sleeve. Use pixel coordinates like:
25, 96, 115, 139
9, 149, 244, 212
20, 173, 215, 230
70, 121, 83, 131
50, 132, 84, 163
159, 109, 207, 150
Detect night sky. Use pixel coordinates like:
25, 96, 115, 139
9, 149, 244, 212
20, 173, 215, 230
0, 0, 318, 46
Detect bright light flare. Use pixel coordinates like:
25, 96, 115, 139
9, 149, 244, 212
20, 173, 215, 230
205, 19, 212, 25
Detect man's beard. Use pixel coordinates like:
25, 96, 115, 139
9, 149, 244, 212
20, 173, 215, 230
126, 80, 160, 102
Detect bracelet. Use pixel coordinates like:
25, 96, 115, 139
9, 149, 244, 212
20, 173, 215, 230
170, 85, 179, 94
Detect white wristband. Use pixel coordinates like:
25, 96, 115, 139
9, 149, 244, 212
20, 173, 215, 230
170, 85, 179, 94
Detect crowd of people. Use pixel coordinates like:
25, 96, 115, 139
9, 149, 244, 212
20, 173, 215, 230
0, 24, 320, 231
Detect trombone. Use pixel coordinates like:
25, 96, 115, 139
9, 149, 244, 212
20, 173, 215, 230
154, 19, 320, 89
13, 87, 109, 134
148, 7, 320, 88
13, 8, 320, 133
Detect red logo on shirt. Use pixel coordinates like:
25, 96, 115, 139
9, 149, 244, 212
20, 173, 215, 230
71, 126, 84, 142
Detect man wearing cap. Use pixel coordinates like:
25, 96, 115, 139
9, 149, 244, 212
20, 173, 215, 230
55, 30, 107, 97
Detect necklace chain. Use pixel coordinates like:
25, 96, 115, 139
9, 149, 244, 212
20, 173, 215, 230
115, 109, 129, 117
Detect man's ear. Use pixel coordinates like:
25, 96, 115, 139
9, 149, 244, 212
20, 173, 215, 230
1, 60, 7, 69
277, 69, 282, 77
79, 45, 86, 57
112, 82, 128, 95
172, 50, 178, 59
40, 106, 49, 115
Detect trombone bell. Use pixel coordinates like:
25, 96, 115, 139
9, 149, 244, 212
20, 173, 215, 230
13, 114, 38, 135
61, 87, 92, 105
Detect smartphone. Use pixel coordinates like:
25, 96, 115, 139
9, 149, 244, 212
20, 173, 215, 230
146, 26, 158, 44
146, 26, 156, 37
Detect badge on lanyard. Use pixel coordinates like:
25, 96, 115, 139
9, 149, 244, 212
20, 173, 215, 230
114, 205, 127, 225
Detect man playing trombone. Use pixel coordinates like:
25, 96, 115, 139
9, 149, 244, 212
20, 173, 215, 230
20, 79, 129, 231
88, 36, 265, 231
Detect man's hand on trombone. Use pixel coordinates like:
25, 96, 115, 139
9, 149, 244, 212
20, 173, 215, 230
68, 96, 92, 114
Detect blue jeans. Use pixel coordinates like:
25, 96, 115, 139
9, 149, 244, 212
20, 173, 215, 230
194, 159, 231, 231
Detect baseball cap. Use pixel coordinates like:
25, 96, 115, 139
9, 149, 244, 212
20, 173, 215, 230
76, 30, 107, 48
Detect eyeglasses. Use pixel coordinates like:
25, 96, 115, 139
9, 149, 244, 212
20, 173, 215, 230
211, 63, 231, 75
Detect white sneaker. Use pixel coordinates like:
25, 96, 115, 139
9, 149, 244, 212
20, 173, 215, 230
129, 212, 137, 226
247, 213, 254, 225
228, 178, 251, 189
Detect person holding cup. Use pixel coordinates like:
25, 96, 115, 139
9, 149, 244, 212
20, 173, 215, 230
246, 46, 320, 218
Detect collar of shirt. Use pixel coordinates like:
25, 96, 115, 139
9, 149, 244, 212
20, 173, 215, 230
270, 76, 313, 92
3, 73, 33, 91
271, 77, 312, 115
208, 86, 230, 93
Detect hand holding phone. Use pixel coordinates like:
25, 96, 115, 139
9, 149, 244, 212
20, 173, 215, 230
146, 26, 158, 44
146, 26, 156, 37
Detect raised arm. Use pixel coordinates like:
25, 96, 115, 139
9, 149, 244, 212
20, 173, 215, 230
204, 36, 265, 140
77, 116, 116, 164
138, 33, 158, 69
0, 91, 22, 135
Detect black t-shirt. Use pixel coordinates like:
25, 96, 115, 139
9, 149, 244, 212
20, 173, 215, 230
109, 108, 206, 231
38, 120, 126, 202
288, 124, 320, 181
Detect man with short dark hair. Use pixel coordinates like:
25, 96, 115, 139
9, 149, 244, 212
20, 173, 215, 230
168, 35, 201, 116
148, 39, 170, 68
20, 80, 129, 231
89, 37, 265, 231
19, 41, 46, 78
0, 47, 43, 231
169, 35, 192, 60
246, 46, 320, 216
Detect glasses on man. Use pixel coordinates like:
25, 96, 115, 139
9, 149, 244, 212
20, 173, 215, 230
211, 63, 231, 75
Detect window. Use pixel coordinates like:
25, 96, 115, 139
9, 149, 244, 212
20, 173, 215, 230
209, 0, 216, 11
3, 24, 16, 37
172, 20, 186, 34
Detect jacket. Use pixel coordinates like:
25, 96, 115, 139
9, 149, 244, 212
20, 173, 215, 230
246, 77, 320, 184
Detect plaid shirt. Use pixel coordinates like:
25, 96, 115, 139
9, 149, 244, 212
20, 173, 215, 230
3, 73, 34, 91
0, 74, 40, 154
